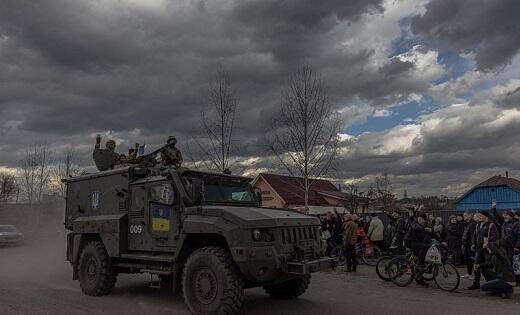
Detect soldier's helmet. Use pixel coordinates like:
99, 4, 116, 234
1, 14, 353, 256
167, 136, 177, 145
106, 139, 116, 149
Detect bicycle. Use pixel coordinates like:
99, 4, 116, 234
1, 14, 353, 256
377, 251, 435, 282
386, 241, 460, 292
330, 238, 382, 267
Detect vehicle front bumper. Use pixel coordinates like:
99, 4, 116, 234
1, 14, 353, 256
283, 257, 334, 275
232, 245, 333, 282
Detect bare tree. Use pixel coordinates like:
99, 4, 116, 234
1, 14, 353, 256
344, 183, 365, 213
51, 147, 82, 197
196, 69, 238, 173
0, 172, 18, 203
371, 174, 396, 211
269, 65, 342, 207
18, 144, 52, 204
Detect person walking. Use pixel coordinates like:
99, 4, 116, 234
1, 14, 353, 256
446, 215, 464, 266
462, 212, 477, 278
368, 213, 385, 250
343, 214, 358, 272
467, 210, 499, 290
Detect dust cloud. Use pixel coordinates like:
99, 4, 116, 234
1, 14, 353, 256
0, 201, 70, 288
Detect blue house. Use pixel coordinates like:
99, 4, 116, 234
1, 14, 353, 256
456, 175, 520, 211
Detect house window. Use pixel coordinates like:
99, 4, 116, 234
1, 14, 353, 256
262, 190, 271, 195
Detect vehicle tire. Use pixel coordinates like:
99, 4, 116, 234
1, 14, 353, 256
330, 246, 346, 266
362, 246, 382, 266
387, 258, 414, 287
78, 241, 117, 296
433, 263, 460, 292
375, 256, 392, 281
263, 275, 311, 300
182, 246, 244, 315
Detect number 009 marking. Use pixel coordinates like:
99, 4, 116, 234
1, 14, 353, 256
129, 225, 143, 234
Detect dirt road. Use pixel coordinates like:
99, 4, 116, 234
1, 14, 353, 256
1, 227, 519, 315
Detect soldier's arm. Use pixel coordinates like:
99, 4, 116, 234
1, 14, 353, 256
177, 150, 183, 164
160, 149, 169, 165
95, 134, 101, 150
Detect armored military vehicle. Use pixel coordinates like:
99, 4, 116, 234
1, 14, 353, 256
65, 165, 332, 314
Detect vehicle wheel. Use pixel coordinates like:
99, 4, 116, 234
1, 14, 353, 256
362, 246, 382, 266
375, 256, 392, 281
387, 258, 414, 287
182, 247, 244, 315
330, 246, 346, 266
78, 241, 117, 296
433, 263, 460, 292
263, 275, 310, 299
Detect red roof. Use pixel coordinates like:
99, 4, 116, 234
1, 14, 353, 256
258, 173, 340, 206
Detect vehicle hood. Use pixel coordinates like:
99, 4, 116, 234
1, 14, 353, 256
190, 205, 320, 228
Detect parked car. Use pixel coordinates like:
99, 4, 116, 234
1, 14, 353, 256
0, 225, 24, 246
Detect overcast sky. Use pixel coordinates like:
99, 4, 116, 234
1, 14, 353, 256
1, 0, 520, 197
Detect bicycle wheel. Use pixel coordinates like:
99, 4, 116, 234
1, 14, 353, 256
363, 246, 382, 266
387, 257, 415, 287
433, 263, 460, 292
375, 256, 392, 281
330, 246, 346, 266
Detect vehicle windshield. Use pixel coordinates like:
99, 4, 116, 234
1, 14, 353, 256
0, 225, 18, 233
203, 181, 256, 205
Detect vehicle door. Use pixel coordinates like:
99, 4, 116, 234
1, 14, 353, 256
128, 180, 180, 252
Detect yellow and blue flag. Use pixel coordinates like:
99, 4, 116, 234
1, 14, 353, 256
151, 203, 171, 232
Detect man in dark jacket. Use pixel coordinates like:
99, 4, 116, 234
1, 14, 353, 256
479, 243, 515, 298
468, 210, 500, 290
446, 215, 464, 266
462, 212, 477, 277
498, 212, 520, 261
405, 214, 441, 286
387, 211, 406, 255
500, 211, 520, 286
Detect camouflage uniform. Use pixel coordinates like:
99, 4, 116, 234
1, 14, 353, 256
126, 143, 139, 164
93, 136, 122, 170
161, 136, 183, 168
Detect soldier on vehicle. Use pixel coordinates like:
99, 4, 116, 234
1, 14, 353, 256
127, 143, 139, 164
160, 136, 183, 168
93, 134, 123, 171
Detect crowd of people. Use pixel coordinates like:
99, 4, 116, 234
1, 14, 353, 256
319, 208, 520, 298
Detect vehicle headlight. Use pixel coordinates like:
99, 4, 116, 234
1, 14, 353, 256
252, 229, 262, 241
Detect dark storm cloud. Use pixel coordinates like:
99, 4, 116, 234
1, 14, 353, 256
232, 0, 383, 64
0, 0, 145, 69
2, 0, 426, 167
2, 0, 519, 197
411, 0, 520, 70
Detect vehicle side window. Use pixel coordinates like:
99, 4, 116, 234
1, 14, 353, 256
130, 187, 146, 217
204, 184, 221, 200
148, 183, 174, 205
